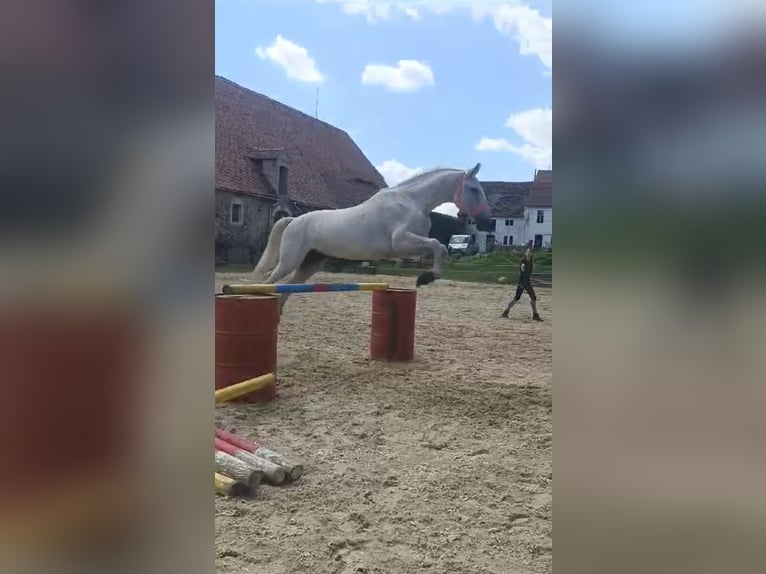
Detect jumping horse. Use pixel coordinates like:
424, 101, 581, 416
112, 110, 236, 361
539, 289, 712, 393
251, 163, 492, 310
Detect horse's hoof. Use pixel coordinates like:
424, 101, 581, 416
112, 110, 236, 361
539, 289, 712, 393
416, 271, 436, 287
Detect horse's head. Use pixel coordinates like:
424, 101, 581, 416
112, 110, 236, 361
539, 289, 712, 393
457, 163, 492, 232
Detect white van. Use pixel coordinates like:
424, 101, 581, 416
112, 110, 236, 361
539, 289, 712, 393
448, 234, 478, 256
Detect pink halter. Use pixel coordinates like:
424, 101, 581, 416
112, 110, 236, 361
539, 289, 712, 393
455, 172, 489, 218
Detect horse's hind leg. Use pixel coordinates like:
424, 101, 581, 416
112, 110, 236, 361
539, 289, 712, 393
265, 259, 300, 284
264, 235, 310, 285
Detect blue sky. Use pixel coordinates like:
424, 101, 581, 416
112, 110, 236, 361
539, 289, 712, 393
216, 0, 552, 215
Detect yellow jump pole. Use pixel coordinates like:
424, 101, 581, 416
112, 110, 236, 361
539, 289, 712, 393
214, 472, 252, 498
215, 373, 276, 404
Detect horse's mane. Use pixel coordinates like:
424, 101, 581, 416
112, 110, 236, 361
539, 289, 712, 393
392, 167, 460, 189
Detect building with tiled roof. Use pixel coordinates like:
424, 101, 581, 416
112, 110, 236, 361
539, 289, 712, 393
468, 169, 552, 249
215, 76, 386, 265
525, 169, 552, 208
480, 181, 533, 248
484, 181, 534, 218
523, 169, 553, 247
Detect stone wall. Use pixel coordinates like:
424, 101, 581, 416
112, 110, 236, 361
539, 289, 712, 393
215, 189, 273, 266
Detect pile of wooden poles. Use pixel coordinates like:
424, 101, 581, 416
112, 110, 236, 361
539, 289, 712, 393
214, 373, 303, 499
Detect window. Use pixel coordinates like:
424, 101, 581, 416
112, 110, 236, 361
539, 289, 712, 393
534, 234, 543, 248
490, 219, 496, 232
503, 235, 509, 245
230, 200, 243, 224
536, 210, 544, 224
505, 219, 514, 226
508, 236, 513, 245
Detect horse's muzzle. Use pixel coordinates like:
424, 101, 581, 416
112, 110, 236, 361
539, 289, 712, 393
474, 212, 492, 232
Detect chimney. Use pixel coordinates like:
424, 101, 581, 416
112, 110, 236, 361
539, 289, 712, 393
278, 165, 288, 199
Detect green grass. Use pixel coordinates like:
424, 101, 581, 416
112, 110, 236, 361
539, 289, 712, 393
216, 264, 255, 274
216, 249, 552, 286
374, 249, 552, 285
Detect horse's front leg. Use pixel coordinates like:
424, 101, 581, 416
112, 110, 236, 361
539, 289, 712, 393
391, 229, 448, 287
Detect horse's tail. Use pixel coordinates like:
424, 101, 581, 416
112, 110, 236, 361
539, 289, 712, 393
252, 216, 294, 280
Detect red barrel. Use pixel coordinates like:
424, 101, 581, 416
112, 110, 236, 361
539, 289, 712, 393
370, 288, 417, 361
215, 294, 278, 402
0, 304, 143, 515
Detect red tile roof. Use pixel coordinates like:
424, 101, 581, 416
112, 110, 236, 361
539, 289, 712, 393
216, 76, 386, 208
525, 169, 552, 207
483, 181, 533, 217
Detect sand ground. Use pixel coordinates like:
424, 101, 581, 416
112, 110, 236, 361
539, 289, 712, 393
214, 272, 552, 574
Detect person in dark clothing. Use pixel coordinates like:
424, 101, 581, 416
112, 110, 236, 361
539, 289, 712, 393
501, 242, 543, 321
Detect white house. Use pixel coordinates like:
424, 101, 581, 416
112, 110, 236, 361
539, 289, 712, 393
520, 170, 552, 248
521, 207, 552, 248
466, 170, 552, 250
494, 215, 525, 247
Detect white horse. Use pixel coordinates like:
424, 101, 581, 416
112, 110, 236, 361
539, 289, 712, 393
251, 163, 492, 309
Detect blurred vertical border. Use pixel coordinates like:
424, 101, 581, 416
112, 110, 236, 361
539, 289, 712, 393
555, 1, 766, 573
0, 1, 214, 573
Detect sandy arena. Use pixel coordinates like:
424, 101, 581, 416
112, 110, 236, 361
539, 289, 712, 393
214, 272, 552, 574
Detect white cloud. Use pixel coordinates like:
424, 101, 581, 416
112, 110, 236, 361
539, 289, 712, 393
316, 0, 450, 22
317, 2, 551, 73
433, 203, 459, 216
476, 137, 515, 152
476, 107, 552, 169
341, 1, 392, 21
255, 35, 324, 83
403, 6, 421, 19
377, 159, 423, 186
424, 2, 456, 16
362, 60, 434, 92
376, 159, 458, 216
472, 2, 552, 72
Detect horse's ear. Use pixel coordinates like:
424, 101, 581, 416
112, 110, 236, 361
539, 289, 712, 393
467, 162, 481, 178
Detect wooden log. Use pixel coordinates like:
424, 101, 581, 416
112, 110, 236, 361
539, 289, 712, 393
215, 451, 264, 487
253, 447, 303, 481
233, 452, 288, 487
215, 427, 303, 481
214, 472, 252, 498
215, 437, 286, 485
215, 373, 275, 404
215, 427, 259, 451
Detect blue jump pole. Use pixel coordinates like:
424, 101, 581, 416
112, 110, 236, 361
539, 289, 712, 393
221, 282, 390, 295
